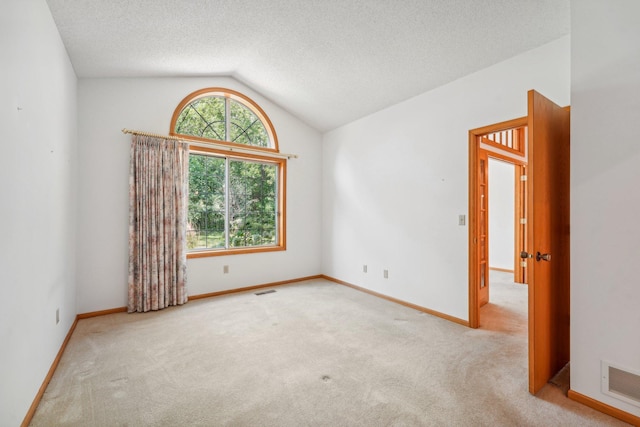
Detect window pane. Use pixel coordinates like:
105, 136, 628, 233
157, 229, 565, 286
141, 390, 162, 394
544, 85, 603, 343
175, 97, 226, 141
230, 100, 269, 147
187, 154, 226, 249
228, 160, 277, 247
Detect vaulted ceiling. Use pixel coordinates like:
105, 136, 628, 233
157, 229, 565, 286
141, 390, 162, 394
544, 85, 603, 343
46, 0, 570, 132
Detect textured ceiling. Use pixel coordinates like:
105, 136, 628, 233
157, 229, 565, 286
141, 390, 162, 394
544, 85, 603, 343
46, 0, 570, 132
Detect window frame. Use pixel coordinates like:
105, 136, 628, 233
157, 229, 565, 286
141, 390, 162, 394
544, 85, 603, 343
170, 87, 280, 153
170, 88, 286, 258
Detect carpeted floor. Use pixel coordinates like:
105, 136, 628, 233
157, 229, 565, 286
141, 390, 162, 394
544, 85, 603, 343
30, 275, 628, 426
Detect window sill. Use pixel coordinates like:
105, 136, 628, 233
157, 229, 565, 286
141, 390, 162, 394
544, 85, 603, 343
187, 245, 286, 259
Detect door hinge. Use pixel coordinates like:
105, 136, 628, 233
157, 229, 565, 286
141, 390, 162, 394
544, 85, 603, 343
520, 175, 527, 181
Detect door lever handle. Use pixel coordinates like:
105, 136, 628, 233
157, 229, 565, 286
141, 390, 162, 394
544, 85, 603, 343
536, 252, 551, 262
520, 251, 533, 259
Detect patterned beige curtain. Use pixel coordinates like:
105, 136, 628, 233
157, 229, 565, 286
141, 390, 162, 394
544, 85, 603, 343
128, 135, 188, 312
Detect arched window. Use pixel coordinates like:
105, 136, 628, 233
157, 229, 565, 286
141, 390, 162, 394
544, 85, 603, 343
171, 88, 278, 151
170, 88, 285, 257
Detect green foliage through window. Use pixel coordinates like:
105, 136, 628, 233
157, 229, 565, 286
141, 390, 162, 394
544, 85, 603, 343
187, 153, 277, 251
174, 88, 283, 255
175, 96, 269, 147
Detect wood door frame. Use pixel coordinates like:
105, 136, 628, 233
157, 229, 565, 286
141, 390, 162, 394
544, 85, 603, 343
468, 116, 528, 329
514, 163, 527, 284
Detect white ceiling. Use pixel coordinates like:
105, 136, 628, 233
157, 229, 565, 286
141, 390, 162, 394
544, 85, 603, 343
45, 0, 570, 132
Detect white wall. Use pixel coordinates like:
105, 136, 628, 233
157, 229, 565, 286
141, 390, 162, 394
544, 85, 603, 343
570, 0, 640, 416
322, 37, 570, 321
0, 0, 78, 425
489, 159, 515, 271
76, 77, 322, 313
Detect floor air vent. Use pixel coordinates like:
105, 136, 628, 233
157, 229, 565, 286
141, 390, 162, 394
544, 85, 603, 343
602, 361, 640, 408
255, 289, 276, 296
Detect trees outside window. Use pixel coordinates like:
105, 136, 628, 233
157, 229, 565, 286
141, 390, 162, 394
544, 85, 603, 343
171, 88, 285, 257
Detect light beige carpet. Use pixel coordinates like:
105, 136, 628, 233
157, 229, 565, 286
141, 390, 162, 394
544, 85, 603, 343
30, 276, 628, 426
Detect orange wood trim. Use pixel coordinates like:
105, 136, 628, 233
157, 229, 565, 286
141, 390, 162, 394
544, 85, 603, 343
187, 245, 286, 259
483, 149, 489, 307
188, 275, 323, 301
187, 147, 287, 259
481, 126, 526, 156
478, 149, 489, 307
186, 148, 286, 258
20, 316, 79, 427
489, 267, 515, 273
568, 390, 640, 426
177, 134, 279, 154
190, 144, 283, 163
468, 130, 480, 328
169, 87, 279, 152
74, 276, 322, 318
321, 275, 469, 327
77, 307, 127, 319
514, 164, 527, 284
469, 119, 529, 329
527, 92, 537, 394
470, 116, 528, 135
482, 148, 527, 166
280, 158, 287, 250
480, 137, 525, 157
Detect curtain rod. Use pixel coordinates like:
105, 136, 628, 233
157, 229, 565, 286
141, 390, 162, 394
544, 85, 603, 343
121, 128, 298, 159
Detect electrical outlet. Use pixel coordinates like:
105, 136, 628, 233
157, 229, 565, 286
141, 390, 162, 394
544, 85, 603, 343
223, 265, 229, 274
363, 264, 367, 273
56, 308, 59, 325
383, 269, 389, 279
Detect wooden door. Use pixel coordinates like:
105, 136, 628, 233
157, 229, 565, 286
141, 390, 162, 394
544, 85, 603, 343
527, 90, 570, 394
478, 149, 489, 306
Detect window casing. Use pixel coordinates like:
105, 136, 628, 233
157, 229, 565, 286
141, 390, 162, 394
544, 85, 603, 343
170, 88, 285, 258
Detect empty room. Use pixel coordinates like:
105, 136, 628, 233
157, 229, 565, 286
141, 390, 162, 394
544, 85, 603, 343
2, 0, 640, 426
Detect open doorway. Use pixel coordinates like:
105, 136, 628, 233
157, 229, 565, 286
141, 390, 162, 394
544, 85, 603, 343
489, 158, 516, 278
480, 157, 528, 333
469, 90, 571, 395
468, 118, 528, 321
